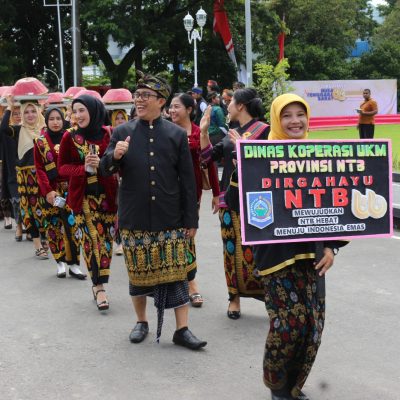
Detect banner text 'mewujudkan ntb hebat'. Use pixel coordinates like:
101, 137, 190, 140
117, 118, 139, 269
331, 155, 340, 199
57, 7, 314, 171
237, 140, 392, 245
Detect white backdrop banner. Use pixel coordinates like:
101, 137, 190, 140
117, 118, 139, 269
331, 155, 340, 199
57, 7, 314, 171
289, 79, 397, 117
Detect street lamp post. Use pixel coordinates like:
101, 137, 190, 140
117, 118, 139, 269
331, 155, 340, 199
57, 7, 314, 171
44, 67, 62, 91
43, 0, 72, 93
183, 7, 207, 88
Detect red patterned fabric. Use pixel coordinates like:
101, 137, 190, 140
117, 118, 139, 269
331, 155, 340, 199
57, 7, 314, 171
58, 126, 118, 213
189, 123, 219, 201
34, 130, 68, 196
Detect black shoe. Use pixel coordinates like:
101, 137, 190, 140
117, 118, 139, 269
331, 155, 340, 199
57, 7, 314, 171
271, 393, 293, 400
69, 268, 87, 280
172, 328, 207, 350
129, 322, 149, 343
296, 391, 309, 400
15, 235, 22, 242
227, 310, 241, 320
270, 389, 295, 400
4, 223, 12, 229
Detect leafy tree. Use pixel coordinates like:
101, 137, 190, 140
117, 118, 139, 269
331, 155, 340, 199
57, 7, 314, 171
254, 59, 292, 121
0, 1, 70, 89
266, 0, 376, 80
372, 0, 400, 46
353, 1, 400, 110
80, 0, 206, 88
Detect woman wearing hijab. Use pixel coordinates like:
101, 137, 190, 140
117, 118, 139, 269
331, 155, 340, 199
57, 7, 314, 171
248, 94, 348, 400
200, 88, 269, 318
169, 93, 220, 307
0, 95, 48, 257
58, 95, 118, 311
111, 109, 128, 127
34, 107, 86, 280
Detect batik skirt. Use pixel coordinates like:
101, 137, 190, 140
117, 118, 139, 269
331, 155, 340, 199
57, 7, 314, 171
72, 194, 115, 285
16, 166, 46, 236
43, 188, 80, 266
219, 208, 264, 300
263, 260, 325, 398
120, 228, 191, 340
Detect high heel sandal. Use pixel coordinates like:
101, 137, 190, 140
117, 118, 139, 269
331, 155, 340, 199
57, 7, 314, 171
35, 248, 49, 260
227, 297, 241, 320
92, 286, 109, 311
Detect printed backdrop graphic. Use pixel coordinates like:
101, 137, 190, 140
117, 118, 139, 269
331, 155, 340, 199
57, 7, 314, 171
237, 140, 393, 245
289, 79, 397, 117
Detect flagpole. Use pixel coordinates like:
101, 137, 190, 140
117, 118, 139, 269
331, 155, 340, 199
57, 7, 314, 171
245, 0, 252, 86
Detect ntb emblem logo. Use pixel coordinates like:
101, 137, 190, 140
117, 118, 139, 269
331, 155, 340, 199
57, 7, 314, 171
246, 192, 274, 229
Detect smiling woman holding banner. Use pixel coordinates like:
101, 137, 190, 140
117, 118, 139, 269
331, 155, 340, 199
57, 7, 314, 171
249, 94, 348, 400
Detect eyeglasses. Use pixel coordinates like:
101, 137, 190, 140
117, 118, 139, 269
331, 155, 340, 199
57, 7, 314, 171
133, 91, 160, 101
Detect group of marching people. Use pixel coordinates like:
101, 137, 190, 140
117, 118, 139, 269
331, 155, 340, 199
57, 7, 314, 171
0, 71, 347, 400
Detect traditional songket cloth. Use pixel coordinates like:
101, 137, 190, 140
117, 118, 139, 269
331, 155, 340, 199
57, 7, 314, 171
34, 107, 80, 265
0, 102, 46, 238
100, 73, 198, 340
252, 94, 349, 399
202, 119, 269, 301
58, 95, 118, 285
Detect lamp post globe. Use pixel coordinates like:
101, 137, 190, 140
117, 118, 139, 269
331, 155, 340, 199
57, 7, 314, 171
196, 7, 207, 28
183, 12, 194, 32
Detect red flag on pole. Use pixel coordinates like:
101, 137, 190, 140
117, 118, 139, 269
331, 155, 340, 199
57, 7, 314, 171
278, 32, 285, 61
213, 0, 238, 68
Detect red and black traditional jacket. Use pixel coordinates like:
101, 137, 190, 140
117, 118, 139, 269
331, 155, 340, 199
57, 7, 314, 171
57, 126, 118, 213
34, 130, 68, 197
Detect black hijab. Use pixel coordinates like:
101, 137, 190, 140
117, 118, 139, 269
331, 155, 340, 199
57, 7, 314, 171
44, 106, 65, 145
72, 94, 108, 140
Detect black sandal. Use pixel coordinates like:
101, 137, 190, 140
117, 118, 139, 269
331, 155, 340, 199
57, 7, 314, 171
92, 287, 109, 311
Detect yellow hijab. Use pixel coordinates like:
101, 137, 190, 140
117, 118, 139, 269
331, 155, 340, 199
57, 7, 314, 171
268, 93, 310, 141
111, 109, 128, 127
18, 102, 46, 160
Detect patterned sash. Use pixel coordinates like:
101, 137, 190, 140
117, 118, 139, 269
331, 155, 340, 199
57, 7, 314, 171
34, 133, 58, 181
219, 120, 269, 208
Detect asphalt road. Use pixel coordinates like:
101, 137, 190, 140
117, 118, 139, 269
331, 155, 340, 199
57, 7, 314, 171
1, 190, 399, 400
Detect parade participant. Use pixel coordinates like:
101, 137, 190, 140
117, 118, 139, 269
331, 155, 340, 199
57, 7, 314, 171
58, 95, 118, 311
109, 108, 128, 256
206, 91, 228, 146
191, 87, 207, 126
111, 109, 128, 127
356, 88, 378, 139
252, 94, 348, 400
0, 95, 47, 257
222, 89, 233, 108
100, 72, 207, 349
169, 93, 220, 308
0, 103, 23, 237
200, 88, 269, 319
34, 107, 86, 279
232, 81, 245, 91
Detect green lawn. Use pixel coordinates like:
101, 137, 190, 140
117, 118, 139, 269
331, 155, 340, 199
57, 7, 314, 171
309, 124, 400, 171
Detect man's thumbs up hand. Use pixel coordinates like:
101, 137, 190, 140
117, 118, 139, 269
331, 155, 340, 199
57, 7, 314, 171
114, 135, 131, 160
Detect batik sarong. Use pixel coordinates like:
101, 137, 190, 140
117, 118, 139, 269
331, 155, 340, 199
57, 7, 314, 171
16, 166, 46, 236
219, 208, 264, 300
43, 184, 80, 266
73, 194, 115, 285
263, 260, 325, 399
